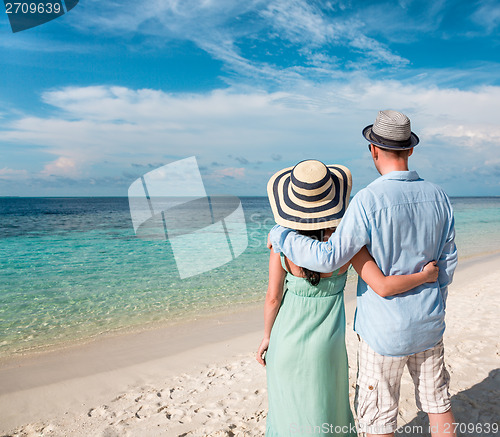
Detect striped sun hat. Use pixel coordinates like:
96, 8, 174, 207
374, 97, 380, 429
267, 160, 352, 231
362, 109, 419, 150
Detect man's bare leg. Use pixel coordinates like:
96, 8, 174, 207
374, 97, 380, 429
428, 409, 457, 437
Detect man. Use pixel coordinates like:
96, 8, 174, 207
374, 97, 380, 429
269, 110, 458, 437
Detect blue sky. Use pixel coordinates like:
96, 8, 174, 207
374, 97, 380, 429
1, 0, 499, 197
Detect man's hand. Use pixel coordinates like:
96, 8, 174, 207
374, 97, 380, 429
422, 261, 439, 283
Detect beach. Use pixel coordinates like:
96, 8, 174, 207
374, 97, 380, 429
1, 252, 499, 436
2, 0, 500, 434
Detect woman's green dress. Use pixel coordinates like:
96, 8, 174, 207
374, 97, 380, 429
265, 254, 356, 436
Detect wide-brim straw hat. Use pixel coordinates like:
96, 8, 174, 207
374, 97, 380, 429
362, 109, 419, 150
267, 159, 352, 231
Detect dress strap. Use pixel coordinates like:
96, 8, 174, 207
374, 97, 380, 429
279, 253, 290, 273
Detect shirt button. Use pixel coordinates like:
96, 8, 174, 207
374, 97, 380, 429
368, 385, 374, 390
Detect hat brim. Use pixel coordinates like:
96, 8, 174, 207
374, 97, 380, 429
362, 125, 419, 150
267, 164, 352, 231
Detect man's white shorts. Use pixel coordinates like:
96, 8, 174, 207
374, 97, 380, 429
354, 337, 451, 435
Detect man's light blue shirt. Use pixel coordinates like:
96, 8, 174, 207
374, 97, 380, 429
269, 170, 458, 357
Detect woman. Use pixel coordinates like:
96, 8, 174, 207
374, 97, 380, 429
257, 160, 438, 436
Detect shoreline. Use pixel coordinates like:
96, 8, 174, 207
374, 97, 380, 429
1, 252, 499, 434
0, 298, 266, 363
0, 249, 491, 363
0, 304, 266, 432
0, 284, 356, 433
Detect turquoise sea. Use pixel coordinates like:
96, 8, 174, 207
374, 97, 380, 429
1, 196, 499, 358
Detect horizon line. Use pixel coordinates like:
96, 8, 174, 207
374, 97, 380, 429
1, 195, 500, 199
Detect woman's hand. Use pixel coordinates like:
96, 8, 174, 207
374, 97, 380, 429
256, 337, 270, 366
422, 261, 439, 283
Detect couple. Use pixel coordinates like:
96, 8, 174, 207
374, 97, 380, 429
257, 110, 458, 437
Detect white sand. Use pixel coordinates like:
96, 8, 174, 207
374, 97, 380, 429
1, 253, 499, 437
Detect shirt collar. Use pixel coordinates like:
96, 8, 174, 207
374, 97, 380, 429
377, 170, 421, 182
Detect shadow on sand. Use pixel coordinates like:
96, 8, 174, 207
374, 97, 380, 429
394, 368, 500, 437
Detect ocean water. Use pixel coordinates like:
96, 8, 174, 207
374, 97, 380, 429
1, 196, 499, 357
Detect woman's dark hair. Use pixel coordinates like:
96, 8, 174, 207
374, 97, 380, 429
297, 229, 325, 286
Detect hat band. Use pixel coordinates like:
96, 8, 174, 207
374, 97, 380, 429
290, 168, 331, 190
370, 130, 412, 148
282, 169, 342, 214
291, 181, 332, 202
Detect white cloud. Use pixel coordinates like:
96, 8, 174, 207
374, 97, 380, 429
348, 34, 408, 67
2, 80, 500, 195
423, 124, 500, 149
358, 0, 447, 43
4, 0, 495, 94
42, 157, 78, 176
261, 0, 408, 68
2, 1, 498, 196
3, 86, 339, 169
471, 0, 500, 34
261, 0, 335, 46
71, 0, 409, 86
